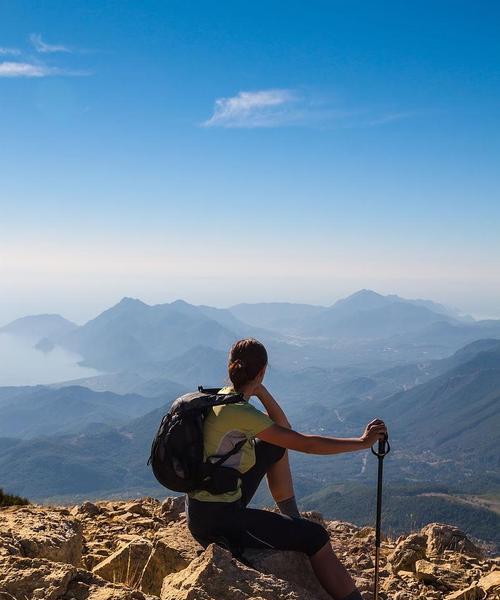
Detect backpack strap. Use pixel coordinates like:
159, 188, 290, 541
209, 438, 247, 469
198, 386, 222, 394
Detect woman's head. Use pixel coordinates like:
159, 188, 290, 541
227, 338, 268, 391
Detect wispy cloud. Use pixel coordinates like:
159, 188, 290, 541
204, 88, 415, 130
29, 33, 71, 54
0, 61, 89, 78
0, 47, 21, 56
203, 89, 302, 128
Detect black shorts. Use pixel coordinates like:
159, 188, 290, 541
186, 440, 329, 557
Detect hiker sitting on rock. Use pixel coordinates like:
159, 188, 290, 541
185, 337, 387, 600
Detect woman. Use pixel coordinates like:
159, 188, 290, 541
186, 337, 387, 600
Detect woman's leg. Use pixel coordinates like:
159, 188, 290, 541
310, 541, 360, 599
240, 440, 286, 506
229, 506, 361, 600
266, 447, 295, 502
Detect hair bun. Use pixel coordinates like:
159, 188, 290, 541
227, 338, 268, 391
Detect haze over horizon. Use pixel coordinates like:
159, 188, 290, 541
1, 2, 499, 323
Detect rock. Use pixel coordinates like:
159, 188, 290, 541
0, 505, 83, 566
390, 534, 427, 573
93, 536, 188, 596
72, 501, 102, 517
443, 584, 483, 599
93, 538, 152, 588
161, 543, 320, 599
0, 555, 76, 600
300, 510, 326, 526
421, 524, 482, 558
478, 569, 500, 594
156, 519, 204, 563
414, 559, 462, 590
63, 568, 159, 600
139, 539, 189, 595
160, 496, 186, 521
121, 501, 152, 517
245, 548, 331, 599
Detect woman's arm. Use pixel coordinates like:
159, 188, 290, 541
254, 384, 291, 429
256, 418, 387, 455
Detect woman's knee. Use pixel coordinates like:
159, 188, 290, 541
302, 521, 330, 557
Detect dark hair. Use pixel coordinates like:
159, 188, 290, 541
227, 338, 268, 391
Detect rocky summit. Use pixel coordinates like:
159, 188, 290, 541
0, 497, 498, 600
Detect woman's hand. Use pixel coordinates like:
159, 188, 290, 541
252, 382, 267, 399
360, 418, 387, 448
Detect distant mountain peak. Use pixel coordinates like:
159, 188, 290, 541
118, 297, 146, 306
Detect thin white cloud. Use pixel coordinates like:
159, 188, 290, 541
204, 89, 415, 130
203, 89, 299, 128
0, 61, 89, 78
0, 47, 21, 56
30, 33, 71, 54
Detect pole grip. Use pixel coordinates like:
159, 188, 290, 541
372, 433, 390, 457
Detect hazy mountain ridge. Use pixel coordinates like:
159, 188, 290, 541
0, 314, 77, 341
0, 383, 187, 439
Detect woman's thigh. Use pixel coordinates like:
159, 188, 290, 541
229, 507, 330, 557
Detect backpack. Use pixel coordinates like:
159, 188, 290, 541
147, 386, 248, 494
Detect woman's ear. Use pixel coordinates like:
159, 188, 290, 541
258, 365, 267, 381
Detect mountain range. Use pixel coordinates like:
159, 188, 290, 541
0, 290, 498, 545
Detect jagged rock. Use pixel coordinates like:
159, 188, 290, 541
0, 555, 76, 599
93, 538, 153, 588
121, 501, 152, 517
156, 519, 204, 563
0, 555, 158, 600
93, 536, 188, 596
160, 496, 186, 521
160, 543, 320, 599
62, 568, 159, 600
421, 524, 482, 558
0, 505, 83, 566
72, 501, 102, 517
1, 500, 496, 600
390, 534, 427, 573
139, 539, 189, 595
414, 559, 462, 590
245, 548, 331, 599
478, 570, 500, 594
444, 584, 483, 599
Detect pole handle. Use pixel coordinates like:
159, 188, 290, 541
371, 433, 390, 457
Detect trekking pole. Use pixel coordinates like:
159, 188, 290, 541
371, 433, 390, 600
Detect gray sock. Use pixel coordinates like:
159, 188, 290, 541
340, 591, 363, 600
276, 496, 300, 518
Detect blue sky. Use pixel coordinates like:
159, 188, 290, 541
0, 1, 499, 323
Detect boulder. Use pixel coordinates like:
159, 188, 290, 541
160, 543, 320, 600
444, 584, 483, 600
389, 533, 427, 573
0, 555, 76, 600
93, 538, 153, 588
72, 501, 102, 517
421, 524, 482, 558
0, 505, 83, 566
63, 568, 159, 600
139, 539, 189, 595
245, 548, 331, 600
415, 559, 462, 590
93, 536, 188, 596
478, 569, 500, 595
160, 496, 186, 522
